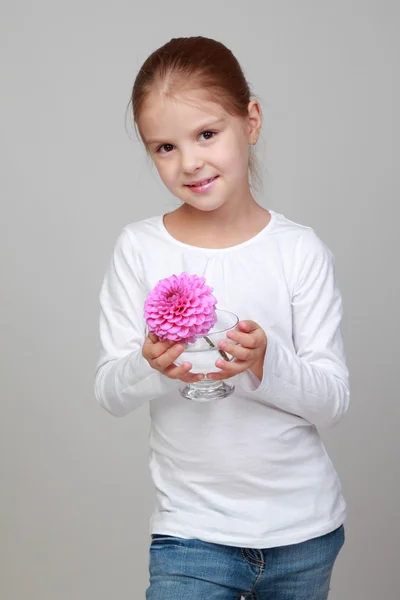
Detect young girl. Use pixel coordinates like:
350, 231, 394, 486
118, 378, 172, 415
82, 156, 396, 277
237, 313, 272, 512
95, 36, 349, 600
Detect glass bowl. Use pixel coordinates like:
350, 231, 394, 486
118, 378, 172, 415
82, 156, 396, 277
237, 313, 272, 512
175, 309, 239, 402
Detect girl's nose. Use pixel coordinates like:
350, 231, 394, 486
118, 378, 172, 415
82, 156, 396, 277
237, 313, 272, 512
181, 150, 204, 174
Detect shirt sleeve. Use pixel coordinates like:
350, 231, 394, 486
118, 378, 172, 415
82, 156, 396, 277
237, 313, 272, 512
94, 228, 177, 417
237, 230, 350, 429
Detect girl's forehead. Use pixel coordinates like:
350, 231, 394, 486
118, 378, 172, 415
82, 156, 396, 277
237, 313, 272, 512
144, 88, 225, 117
139, 89, 229, 138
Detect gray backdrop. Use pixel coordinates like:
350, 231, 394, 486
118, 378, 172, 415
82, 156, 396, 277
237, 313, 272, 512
1, 1, 398, 598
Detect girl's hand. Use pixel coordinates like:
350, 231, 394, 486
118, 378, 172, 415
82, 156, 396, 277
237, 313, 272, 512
206, 320, 267, 381
142, 333, 204, 383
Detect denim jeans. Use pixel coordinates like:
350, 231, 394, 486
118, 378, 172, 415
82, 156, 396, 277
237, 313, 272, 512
146, 525, 344, 600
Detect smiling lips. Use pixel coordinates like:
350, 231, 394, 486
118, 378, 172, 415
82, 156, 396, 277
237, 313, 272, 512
185, 175, 219, 194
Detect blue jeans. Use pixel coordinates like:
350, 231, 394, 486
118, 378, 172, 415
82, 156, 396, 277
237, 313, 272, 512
146, 526, 344, 600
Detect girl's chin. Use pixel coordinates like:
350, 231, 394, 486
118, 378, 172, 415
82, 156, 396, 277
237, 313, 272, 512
181, 198, 228, 213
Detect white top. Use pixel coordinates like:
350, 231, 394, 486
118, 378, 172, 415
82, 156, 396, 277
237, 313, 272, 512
95, 209, 349, 548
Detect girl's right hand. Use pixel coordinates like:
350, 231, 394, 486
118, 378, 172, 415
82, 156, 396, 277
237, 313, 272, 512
142, 333, 204, 383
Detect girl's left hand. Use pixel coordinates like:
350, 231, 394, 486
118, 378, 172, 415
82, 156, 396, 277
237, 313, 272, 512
206, 320, 267, 382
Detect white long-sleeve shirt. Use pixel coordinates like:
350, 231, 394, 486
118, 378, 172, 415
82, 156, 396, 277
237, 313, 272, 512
95, 209, 349, 548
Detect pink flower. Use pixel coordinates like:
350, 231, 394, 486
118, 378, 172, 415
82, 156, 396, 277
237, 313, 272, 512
144, 273, 217, 344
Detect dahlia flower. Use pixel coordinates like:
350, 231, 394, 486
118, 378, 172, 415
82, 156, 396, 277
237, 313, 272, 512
144, 273, 217, 344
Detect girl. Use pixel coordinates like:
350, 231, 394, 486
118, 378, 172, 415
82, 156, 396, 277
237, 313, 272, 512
95, 36, 349, 600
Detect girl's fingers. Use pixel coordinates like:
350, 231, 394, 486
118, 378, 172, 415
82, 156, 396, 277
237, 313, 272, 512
152, 344, 185, 370
217, 341, 252, 362
205, 371, 230, 381
144, 336, 179, 360
211, 359, 250, 379
225, 329, 258, 349
206, 360, 246, 380
164, 363, 204, 382
238, 320, 259, 333
180, 372, 205, 383
144, 338, 203, 381
145, 333, 172, 357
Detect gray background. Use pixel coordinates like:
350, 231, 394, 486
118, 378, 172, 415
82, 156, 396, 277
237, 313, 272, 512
1, 1, 398, 598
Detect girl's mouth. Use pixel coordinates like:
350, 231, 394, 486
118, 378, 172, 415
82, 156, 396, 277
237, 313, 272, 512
185, 176, 219, 194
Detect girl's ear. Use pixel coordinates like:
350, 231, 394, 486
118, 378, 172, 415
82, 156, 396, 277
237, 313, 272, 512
247, 100, 262, 145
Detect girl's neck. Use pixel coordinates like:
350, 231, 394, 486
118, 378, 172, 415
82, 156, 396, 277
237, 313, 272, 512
163, 196, 271, 250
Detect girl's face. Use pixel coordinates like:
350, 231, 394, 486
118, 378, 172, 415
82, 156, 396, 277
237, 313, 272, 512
138, 89, 260, 213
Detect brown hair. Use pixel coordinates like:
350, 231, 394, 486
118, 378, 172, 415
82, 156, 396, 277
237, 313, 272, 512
129, 36, 261, 188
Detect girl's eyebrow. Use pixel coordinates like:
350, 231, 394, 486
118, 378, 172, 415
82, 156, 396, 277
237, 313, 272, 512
145, 118, 225, 146
193, 117, 225, 132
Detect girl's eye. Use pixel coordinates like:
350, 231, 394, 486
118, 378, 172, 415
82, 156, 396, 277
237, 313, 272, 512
157, 144, 174, 154
199, 130, 216, 141
155, 131, 216, 153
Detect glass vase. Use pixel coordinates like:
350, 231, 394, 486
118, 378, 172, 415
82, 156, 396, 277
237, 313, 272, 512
175, 309, 239, 402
